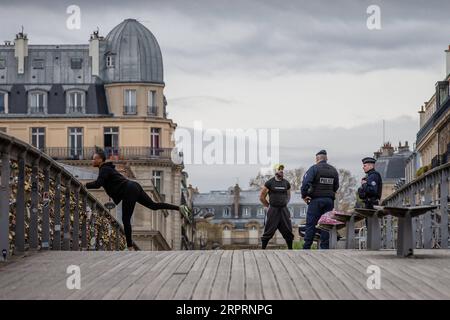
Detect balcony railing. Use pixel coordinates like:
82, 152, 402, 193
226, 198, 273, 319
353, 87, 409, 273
123, 105, 137, 115
29, 106, 45, 114
68, 106, 84, 113
147, 106, 158, 116
42, 147, 174, 161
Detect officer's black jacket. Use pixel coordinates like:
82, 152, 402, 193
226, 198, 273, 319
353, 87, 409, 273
358, 169, 382, 200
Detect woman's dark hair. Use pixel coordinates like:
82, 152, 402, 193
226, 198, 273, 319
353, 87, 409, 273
94, 148, 106, 162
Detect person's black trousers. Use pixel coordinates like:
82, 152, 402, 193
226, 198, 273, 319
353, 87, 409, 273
303, 197, 334, 250
121, 181, 179, 247
261, 206, 294, 249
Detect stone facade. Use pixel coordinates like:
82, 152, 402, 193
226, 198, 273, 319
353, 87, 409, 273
0, 19, 193, 250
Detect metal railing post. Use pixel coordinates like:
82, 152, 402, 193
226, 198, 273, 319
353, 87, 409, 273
0, 143, 11, 261
41, 163, 51, 250
29, 156, 40, 250
15, 150, 26, 253
81, 192, 88, 250
440, 169, 449, 249
63, 176, 72, 250
53, 170, 62, 250
73, 184, 80, 251
423, 178, 433, 249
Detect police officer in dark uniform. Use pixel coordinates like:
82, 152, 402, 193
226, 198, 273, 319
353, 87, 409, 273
301, 150, 339, 249
260, 164, 294, 249
358, 157, 383, 209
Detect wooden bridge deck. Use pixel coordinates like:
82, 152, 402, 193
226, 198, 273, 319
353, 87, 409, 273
1, 249, 450, 300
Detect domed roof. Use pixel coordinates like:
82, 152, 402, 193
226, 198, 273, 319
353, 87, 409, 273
104, 19, 163, 83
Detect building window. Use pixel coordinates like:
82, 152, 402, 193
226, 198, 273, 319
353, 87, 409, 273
152, 170, 163, 194
104, 127, 119, 158
243, 207, 251, 217
288, 207, 294, 219
0, 92, 7, 113
223, 207, 230, 217
28, 91, 47, 114
150, 128, 161, 156
257, 207, 265, 216
67, 91, 85, 113
31, 127, 45, 150
68, 128, 83, 159
106, 55, 114, 68
0, 59, 5, 69
70, 58, 83, 69
301, 206, 307, 217
148, 90, 157, 115
32, 59, 45, 69
124, 89, 136, 114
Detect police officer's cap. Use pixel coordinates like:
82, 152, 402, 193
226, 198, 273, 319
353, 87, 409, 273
362, 157, 376, 164
316, 150, 327, 156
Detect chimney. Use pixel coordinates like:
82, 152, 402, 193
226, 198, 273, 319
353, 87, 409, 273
380, 142, 394, 157
233, 184, 240, 218
14, 30, 28, 74
418, 105, 425, 127
446, 45, 450, 78
89, 30, 101, 77
398, 141, 410, 153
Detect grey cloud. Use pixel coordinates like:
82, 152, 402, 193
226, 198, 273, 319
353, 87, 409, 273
1, 0, 450, 74
183, 115, 417, 191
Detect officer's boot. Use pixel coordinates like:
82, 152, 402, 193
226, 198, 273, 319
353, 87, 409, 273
261, 239, 269, 250
286, 240, 293, 250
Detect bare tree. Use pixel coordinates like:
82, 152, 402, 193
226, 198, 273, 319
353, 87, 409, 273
335, 168, 357, 212
249, 167, 305, 191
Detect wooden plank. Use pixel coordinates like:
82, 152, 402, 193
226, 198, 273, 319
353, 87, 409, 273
228, 250, 245, 300
119, 251, 176, 300
138, 252, 190, 299
309, 251, 370, 299
3, 252, 111, 299
323, 250, 392, 300
273, 251, 318, 300
65, 252, 138, 300
102, 252, 166, 300
3, 250, 450, 300
35, 252, 117, 300
210, 250, 233, 300
253, 250, 281, 300
302, 250, 357, 299
155, 252, 200, 300
191, 251, 222, 300
286, 251, 337, 300
243, 251, 263, 300
173, 252, 210, 300
265, 251, 300, 300
366, 253, 448, 299
339, 250, 425, 299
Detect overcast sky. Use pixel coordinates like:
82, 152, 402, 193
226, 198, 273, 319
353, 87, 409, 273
1, 0, 448, 191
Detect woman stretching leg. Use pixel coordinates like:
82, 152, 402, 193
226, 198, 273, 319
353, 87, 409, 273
85, 149, 191, 249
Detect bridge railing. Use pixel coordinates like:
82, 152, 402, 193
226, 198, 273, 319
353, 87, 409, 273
381, 162, 449, 249
0, 132, 139, 262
